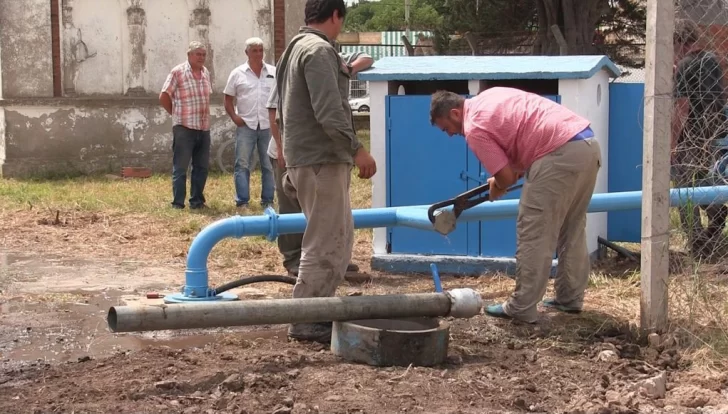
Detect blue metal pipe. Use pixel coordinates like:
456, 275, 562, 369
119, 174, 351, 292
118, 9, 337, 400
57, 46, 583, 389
396, 185, 728, 231
170, 186, 728, 303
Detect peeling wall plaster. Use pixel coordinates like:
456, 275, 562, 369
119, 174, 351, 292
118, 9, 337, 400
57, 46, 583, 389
54, 0, 275, 96
1, 102, 237, 177
0, 0, 54, 98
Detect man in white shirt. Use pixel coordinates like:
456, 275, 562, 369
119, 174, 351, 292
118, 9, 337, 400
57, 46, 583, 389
266, 49, 373, 278
223, 37, 276, 209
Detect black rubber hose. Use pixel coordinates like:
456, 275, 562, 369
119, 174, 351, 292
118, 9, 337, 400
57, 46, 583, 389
213, 275, 297, 295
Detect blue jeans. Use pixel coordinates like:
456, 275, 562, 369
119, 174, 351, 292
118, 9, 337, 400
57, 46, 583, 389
234, 125, 275, 206
171, 125, 210, 208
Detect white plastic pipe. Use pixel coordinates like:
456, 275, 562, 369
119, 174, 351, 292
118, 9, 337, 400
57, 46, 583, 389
108, 289, 483, 333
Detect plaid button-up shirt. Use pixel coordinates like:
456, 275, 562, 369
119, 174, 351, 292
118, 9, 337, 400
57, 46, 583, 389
161, 61, 212, 131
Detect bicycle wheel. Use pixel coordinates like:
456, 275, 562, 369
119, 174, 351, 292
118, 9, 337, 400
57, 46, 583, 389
216, 138, 236, 174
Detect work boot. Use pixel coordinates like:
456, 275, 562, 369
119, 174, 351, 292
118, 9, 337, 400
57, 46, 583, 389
288, 322, 332, 344
541, 299, 582, 314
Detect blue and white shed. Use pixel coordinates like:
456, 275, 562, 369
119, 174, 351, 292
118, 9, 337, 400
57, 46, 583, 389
357, 55, 622, 274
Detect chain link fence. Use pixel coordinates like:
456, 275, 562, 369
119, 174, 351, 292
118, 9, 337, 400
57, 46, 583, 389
658, 0, 728, 363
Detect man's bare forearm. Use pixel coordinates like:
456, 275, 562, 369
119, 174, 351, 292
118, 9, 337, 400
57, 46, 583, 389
269, 108, 282, 148
224, 95, 237, 120
159, 92, 173, 115
350, 56, 374, 76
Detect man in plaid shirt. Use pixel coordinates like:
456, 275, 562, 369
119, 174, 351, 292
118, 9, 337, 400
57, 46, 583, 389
159, 41, 212, 209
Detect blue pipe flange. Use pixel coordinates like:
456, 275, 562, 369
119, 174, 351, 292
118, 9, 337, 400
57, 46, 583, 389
164, 292, 238, 304
264, 206, 279, 241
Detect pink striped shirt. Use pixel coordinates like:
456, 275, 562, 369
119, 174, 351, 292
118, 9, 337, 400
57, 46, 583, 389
463, 87, 591, 175
162, 61, 212, 131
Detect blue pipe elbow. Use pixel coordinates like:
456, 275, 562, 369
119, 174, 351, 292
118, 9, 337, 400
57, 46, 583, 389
182, 209, 300, 299
184, 215, 255, 298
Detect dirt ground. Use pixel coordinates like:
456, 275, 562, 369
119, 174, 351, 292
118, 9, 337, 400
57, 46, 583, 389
1, 201, 728, 413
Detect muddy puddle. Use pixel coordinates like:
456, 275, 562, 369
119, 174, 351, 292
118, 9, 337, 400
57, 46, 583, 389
0, 288, 289, 368
0, 250, 289, 369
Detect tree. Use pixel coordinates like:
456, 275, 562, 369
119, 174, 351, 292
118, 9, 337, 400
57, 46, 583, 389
421, 0, 537, 55
344, 0, 377, 32
423, 0, 645, 65
596, 0, 647, 67
533, 0, 608, 55
345, 0, 646, 66
344, 0, 442, 32
532, 0, 645, 60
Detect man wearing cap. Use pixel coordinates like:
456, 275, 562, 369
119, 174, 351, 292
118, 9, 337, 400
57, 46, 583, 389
159, 41, 212, 210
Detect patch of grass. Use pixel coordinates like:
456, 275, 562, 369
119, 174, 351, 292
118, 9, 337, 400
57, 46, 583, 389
666, 266, 728, 371
0, 131, 374, 216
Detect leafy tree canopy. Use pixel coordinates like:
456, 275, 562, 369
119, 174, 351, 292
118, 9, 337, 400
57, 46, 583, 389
344, 0, 646, 67
344, 0, 442, 32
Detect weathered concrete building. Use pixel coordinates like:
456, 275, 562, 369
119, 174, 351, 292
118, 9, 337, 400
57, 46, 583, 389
0, 0, 302, 177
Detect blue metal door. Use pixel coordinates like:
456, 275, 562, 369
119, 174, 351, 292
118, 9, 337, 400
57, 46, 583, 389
477, 94, 561, 258
386, 95, 477, 255
607, 83, 644, 242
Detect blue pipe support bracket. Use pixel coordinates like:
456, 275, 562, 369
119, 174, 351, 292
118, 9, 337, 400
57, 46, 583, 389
430, 263, 443, 293
168, 185, 728, 304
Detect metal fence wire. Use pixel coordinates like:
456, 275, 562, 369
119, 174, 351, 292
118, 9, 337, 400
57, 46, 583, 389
670, 1, 728, 264
642, 0, 728, 361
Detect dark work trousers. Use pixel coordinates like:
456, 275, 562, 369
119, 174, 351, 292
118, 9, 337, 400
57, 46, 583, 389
171, 125, 210, 208
271, 156, 303, 272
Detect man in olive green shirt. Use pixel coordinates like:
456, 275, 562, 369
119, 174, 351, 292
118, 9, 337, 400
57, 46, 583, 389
275, 0, 377, 343
266, 49, 374, 277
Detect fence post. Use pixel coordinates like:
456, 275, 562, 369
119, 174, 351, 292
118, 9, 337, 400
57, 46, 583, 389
640, 0, 674, 333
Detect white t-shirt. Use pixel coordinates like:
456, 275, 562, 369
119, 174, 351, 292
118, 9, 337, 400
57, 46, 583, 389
223, 62, 276, 130
266, 50, 371, 160
265, 86, 279, 159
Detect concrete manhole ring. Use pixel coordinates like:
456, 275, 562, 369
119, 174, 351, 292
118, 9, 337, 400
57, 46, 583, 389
331, 317, 450, 367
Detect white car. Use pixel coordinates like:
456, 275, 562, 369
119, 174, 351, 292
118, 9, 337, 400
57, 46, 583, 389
349, 95, 370, 113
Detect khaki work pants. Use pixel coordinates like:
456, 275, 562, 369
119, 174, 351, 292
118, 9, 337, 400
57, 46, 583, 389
282, 163, 354, 299
502, 138, 602, 323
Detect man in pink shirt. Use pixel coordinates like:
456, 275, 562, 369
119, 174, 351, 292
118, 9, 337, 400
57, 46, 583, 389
430, 87, 602, 323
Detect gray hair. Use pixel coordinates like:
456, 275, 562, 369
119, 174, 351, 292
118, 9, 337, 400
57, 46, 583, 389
430, 90, 465, 125
187, 40, 206, 53
245, 37, 265, 51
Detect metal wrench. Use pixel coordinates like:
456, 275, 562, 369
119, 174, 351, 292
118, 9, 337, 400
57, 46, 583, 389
427, 181, 524, 235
